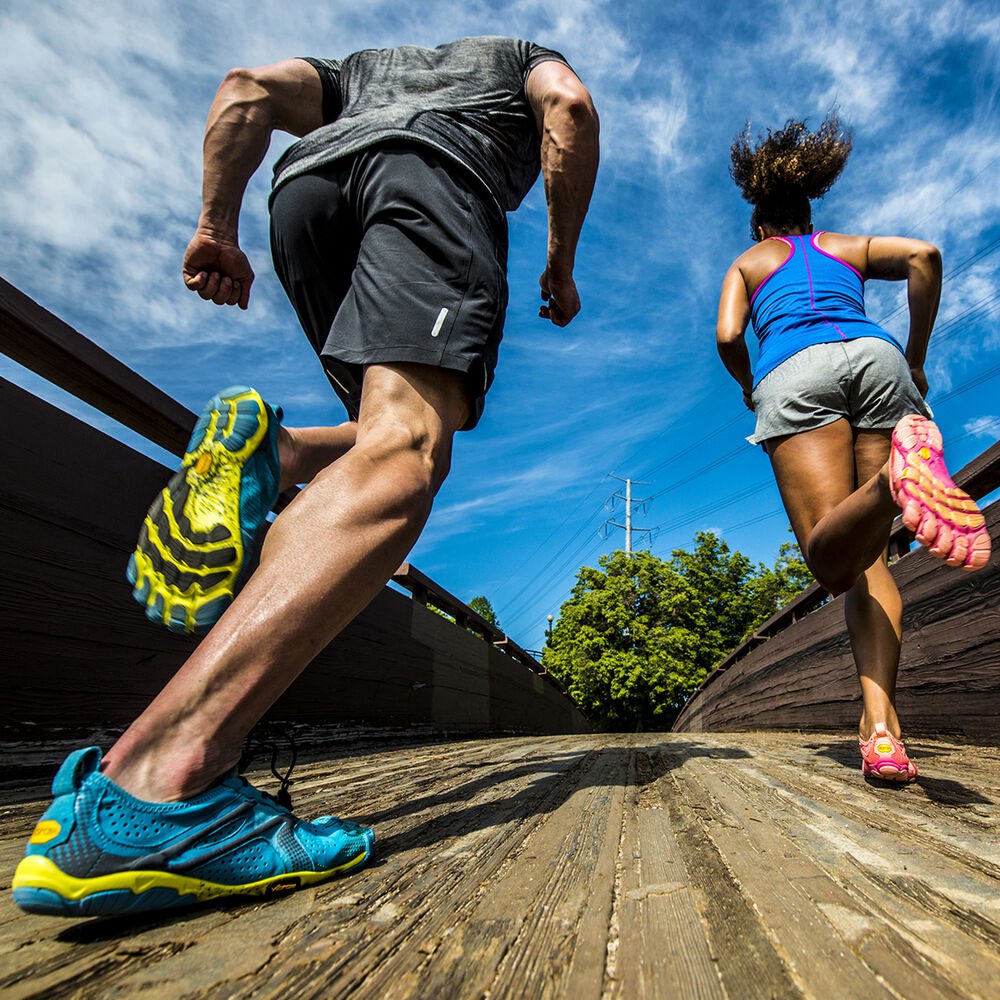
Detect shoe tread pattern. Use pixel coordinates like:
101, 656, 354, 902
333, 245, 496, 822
127, 387, 275, 634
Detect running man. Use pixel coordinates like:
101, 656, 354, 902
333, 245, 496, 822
716, 114, 990, 783
14, 37, 599, 917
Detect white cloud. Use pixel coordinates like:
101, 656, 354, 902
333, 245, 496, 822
3, 0, 999, 647
964, 415, 1000, 439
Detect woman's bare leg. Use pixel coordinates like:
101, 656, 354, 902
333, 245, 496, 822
767, 422, 903, 740
845, 430, 904, 740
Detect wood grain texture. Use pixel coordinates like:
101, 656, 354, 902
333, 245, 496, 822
0, 731, 996, 998
0, 280, 196, 458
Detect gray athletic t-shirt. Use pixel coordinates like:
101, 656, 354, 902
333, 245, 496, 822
270, 36, 570, 215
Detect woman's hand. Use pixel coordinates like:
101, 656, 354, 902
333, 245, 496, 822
909, 365, 929, 398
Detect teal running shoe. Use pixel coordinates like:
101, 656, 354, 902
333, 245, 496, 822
127, 385, 282, 634
13, 748, 374, 918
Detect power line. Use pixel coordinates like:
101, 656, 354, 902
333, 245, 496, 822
902, 156, 1000, 237
496, 495, 611, 624
501, 518, 610, 631
498, 474, 611, 590
497, 229, 1000, 644
876, 235, 1000, 327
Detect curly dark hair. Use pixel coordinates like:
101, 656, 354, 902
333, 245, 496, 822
730, 114, 853, 241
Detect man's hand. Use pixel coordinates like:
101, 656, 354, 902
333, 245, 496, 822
742, 389, 755, 412
182, 230, 254, 309
538, 267, 581, 327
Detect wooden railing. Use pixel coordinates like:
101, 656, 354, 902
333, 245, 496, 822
0, 277, 583, 733
673, 435, 1000, 736
392, 562, 565, 685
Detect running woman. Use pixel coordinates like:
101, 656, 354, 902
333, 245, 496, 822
715, 114, 991, 782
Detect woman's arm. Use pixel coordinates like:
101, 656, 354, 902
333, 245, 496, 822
716, 264, 754, 410
866, 236, 942, 397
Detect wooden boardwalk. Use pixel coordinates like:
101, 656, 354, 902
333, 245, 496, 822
1, 730, 998, 999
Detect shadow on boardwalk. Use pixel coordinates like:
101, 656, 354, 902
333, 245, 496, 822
1, 730, 998, 999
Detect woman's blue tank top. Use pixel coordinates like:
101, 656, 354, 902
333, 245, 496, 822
749, 232, 903, 387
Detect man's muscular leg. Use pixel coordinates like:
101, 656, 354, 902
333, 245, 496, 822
103, 363, 470, 802
278, 421, 358, 490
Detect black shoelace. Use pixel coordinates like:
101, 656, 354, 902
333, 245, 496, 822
239, 726, 297, 810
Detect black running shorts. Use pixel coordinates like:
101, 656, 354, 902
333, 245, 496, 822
269, 142, 509, 430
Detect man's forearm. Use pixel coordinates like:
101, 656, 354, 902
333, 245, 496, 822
540, 96, 599, 275
198, 69, 276, 240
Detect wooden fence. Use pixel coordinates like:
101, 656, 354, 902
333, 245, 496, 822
0, 278, 589, 736
673, 438, 1000, 737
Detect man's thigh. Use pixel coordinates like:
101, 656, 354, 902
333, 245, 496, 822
269, 163, 360, 359
330, 145, 508, 430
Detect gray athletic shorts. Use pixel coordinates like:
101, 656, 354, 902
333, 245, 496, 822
749, 338, 932, 446
269, 142, 509, 431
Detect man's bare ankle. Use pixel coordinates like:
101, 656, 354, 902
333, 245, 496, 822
102, 742, 239, 803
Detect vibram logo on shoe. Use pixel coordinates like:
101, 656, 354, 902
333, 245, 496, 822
195, 453, 213, 475
875, 741, 893, 754
30, 820, 61, 844
919, 447, 931, 460
265, 877, 301, 896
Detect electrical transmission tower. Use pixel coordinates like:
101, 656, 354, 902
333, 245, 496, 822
605, 475, 653, 554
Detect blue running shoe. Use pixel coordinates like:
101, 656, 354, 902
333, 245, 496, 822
127, 385, 282, 635
13, 748, 374, 918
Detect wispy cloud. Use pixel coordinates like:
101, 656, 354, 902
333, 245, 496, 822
964, 415, 1000, 439
3, 0, 998, 652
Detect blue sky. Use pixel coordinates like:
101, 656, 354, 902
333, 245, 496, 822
2, 0, 999, 653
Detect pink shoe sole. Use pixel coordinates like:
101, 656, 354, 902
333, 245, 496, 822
889, 415, 991, 571
859, 724, 918, 783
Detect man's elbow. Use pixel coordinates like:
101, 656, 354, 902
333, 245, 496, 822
219, 67, 272, 107
545, 84, 599, 130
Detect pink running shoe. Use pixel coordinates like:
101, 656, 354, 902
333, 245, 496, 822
859, 723, 918, 782
889, 414, 991, 570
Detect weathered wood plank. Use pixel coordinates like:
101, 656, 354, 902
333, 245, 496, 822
656, 743, 801, 999
674, 502, 1000, 736
1, 732, 996, 998
691, 733, 1000, 999
614, 748, 725, 999
0, 282, 196, 458
670, 766, 894, 997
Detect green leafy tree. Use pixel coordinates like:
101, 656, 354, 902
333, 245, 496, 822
542, 532, 812, 730
741, 540, 813, 637
468, 595, 501, 630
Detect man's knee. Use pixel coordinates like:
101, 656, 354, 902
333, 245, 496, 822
354, 363, 466, 496
356, 418, 453, 498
